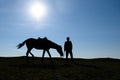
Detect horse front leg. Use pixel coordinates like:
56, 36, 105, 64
42, 50, 46, 63
46, 50, 53, 63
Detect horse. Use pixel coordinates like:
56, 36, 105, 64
17, 37, 64, 63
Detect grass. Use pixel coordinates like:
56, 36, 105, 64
0, 56, 120, 80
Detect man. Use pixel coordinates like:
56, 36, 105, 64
64, 37, 73, 60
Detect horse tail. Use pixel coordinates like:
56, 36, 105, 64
17, 40, 26, 49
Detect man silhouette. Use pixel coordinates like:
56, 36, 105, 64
64, 37, 73, 60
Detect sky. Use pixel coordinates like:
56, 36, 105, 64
0, 0, 120, 58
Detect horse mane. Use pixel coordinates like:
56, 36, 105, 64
45, 39, 61, 48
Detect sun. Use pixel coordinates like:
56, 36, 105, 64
28, 2, 47, 20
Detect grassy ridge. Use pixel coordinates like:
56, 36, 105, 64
0, 56, 120, 80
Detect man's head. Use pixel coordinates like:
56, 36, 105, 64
66, 37, 70, 41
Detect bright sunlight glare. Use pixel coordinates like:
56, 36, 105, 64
28, 1, 47, 20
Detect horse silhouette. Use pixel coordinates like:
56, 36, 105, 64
17, 37, 64, 62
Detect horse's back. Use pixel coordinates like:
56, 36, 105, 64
25, 38, 37, 47
26, 38, 36, 41
25, 38, 59, 49
25, 38, 48, 49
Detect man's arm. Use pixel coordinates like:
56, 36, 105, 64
70, 41, 73, 50
64, 42, 66, 51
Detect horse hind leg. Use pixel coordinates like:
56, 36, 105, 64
26, 50, 29, 62
26, 48, 32, 62
30, 52, 34, 57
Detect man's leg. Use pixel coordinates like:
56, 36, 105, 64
70, 51, 73, 60
66, 51, 68, 60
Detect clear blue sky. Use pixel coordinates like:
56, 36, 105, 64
0, 0, 120, 58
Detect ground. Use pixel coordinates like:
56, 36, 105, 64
0, 56, 120, 80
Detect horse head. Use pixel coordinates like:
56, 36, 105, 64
57, 45, 64, 57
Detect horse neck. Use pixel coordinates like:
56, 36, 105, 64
49, 41, 60, 50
